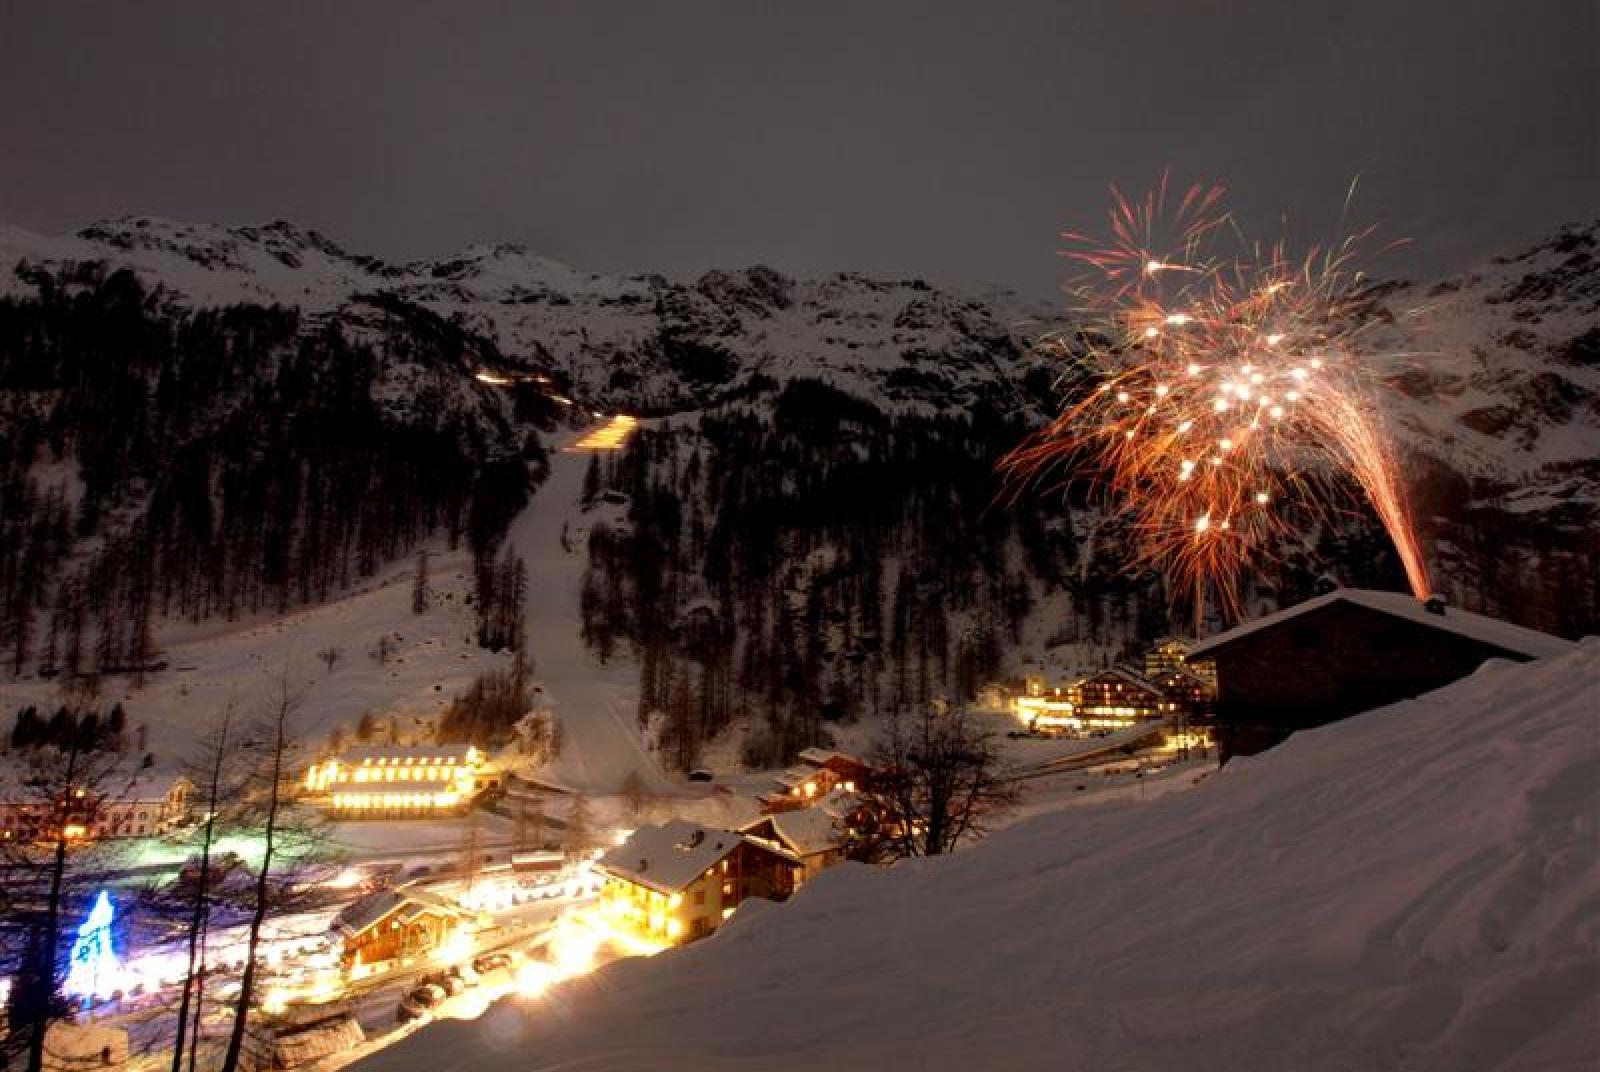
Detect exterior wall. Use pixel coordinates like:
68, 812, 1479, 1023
1071, 674, 1166, 724
1208, 602, 1526, 759
342, 909, 459, 969
1, 782, 189, 841
308, 748, 479, 817
600, 843, 800, 945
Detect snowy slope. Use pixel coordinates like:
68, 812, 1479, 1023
5, 213, 1594, 487
0, 216, 1058, 416
1366, 221, 1600, 508
505, 434, 675, 796
0, 548, 505, 775
355, 642, 1600, 1072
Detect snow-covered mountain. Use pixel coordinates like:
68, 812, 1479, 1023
4, 214, 1595, 491
1369, 221, 1600, 519
0, 217, 1060, 415
3, 214, 1596, 650
354, 641, 1600, 1072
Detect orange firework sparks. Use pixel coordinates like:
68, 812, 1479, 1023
1004, 178, 1430, 623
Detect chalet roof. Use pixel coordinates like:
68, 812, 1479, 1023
338, 744, 475, 765
796, 747, 865, 769
775, 767, 814, 789
1189, 589, 1576, 662
332, 886, 469, 937
1081, 666, 1163, 694
740, 804, 844, 857
596, 820, 752, 895
122, 771, 189, 802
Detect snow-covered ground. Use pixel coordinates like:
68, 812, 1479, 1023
0, 420, 682, 804
355, 642, 1600, 1072
505, 432, 676, 797
0, 548, 502, 776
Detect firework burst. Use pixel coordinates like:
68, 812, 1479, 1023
1004, 177, 1430, 623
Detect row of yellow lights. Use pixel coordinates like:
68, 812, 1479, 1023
567, 415, 638, 452
330, 791, 461, 809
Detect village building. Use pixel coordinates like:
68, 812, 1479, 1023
1147, 665, 1215, 711
1012, 677, 1078, 731
739, 797, 852, 883
331, 885, 481, 975
1068, 667, 1170, 727
95, 773, 192, 838
757, 748, 871, 813
304, 744, 481, 817
1189, 588, 1576, 761
0, 770, 191, 842
595, 819, 802, 945
1144, 637, 1217, 692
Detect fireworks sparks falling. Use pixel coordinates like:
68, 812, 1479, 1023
1004, 178, 1430, 621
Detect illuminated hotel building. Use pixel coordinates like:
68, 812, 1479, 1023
305, 744, 481, 817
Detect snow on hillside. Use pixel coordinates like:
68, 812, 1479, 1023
0, 215, 1059, 415
356, 642, 1600, 1072
5, 213, 1593, 486
0, 547, 504, 777
1369, 221, 1600, 498
506, 438, 675, 796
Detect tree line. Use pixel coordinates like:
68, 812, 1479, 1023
579, 377, 1171, 771
0, 265, 554, 683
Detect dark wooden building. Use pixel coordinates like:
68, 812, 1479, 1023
1189, 589, 1574, 761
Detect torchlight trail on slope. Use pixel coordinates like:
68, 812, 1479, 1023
1003, 177, 1430, 622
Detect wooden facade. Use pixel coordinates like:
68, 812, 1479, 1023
597, 821, 801, 945
1192, 592, 1572, 761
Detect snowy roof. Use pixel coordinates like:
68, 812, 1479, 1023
121, 771, 190, 801
815, 788, 864, 822
741, 805, 845, 857
332, 886, 468, 936
797, 747, 866, 769
339, 744, 475, 764
1189, 589, 1576, 661
775, 767, 814, 789
1080, 666, 1162, 693
597, 820, 758, 895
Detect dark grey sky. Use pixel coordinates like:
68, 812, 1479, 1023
1, 2, 1595, 294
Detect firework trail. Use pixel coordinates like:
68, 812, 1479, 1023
1004, 178, 1430, 623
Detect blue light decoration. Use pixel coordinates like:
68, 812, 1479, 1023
64, 890, 123, 1006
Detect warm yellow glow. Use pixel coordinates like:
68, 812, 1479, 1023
565, 415, 638, 453
516, 960, 557, 998
437, 930, 474, 967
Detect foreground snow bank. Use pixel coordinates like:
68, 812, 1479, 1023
359, 644, 1600, 1072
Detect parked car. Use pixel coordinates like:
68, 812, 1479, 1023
421, 971, 466, 996
397, 983, 447, 1022
472, 952, 513, 975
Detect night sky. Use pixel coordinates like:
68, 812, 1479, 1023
1, 1, 1594, 294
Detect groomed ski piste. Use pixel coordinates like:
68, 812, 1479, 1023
356, 641, 1600, 1072
503, 432, 677, 797
0, 422, 681, 872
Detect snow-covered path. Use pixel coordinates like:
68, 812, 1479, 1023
508, 431, 677, 796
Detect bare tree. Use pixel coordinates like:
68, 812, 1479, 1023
564, 793, 594, 860
854, 705, 1019, 861
0, 714, 136, 1072
620, 770, 647, 824
169, 705, 235, 1072
411, 549, 431, 614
